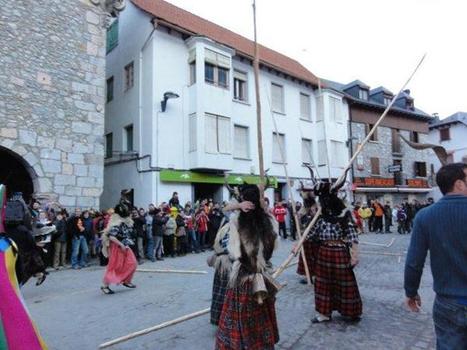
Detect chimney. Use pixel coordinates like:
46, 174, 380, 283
403, 89, 411, 95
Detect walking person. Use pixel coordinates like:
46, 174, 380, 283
100, 199, 138, 295
372, 200, 384, 233
52, 211, 67, 269
273, 201, 287, 239
404, 163, 467, 349
70, 208, 89, 269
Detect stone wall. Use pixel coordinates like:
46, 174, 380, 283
0, 0, 108, 208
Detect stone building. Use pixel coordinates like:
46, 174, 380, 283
326, 80, 433, 204
0, 0, 124, 207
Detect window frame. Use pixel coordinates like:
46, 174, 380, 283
106, 76, 114, 103
233, 70, 248, 102
366, 123, 378, 142
233, 124, 250, 159
124, 124, 134, 152
439, 127, 450, 141
271, 82, 285, 114
414, 161, 427, 177
204, 62, 230, 89
358, 89, 368, 100
124, 61, 134, 92
105, 133, 113, 159
299, 92, 311, 120
370, 157, 380, 176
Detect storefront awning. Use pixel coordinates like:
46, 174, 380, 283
160, 170, 278, 187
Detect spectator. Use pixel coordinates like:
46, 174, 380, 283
152, 207, 168, 260
404, 163, 467, 349
70, 208, 89, 269
175, 210, 187, 256
82, 210, 94, 258
164, 208, 177, 258
358, 203, 372, 234
273, 201, 287, 239
372, 200, 384, 233
396, 205, 408, 234
384, 202, 392, 233
52, 212, 67, 270
184, 204, 199, 253
195, 207, 209, 251
132, 208, 146, 264
169, 192, 182, 210
207, 203, 224, 248
353, 203, 363, 234
145, 205, 155, 262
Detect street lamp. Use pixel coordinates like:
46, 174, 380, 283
160, 91, 179, 112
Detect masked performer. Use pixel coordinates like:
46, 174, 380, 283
215, 184, 279, 350
308, 181, 362, 323
100, 196, 137, 294
0, 185, 48, 350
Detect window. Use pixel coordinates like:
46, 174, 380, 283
272, 133, 286, 163
234, 71, 248, 102
410, 131, 419, 143
105, 133, 113, 159
331, 140, 345, 167
106, 19, 118, 54
316, 95, 324, 121
234, 125, 249, 159
318, 140, 327, 166
383, 96, 392, 106
370, 157, 380, 175
406, 100, 414, 110
124, 62, 134, 91
189, 62, 196, 85
394, 159, 403, 185
204, 113, 231, 154
124, 124, 133, 152
366, 123, 378, 141
359, 89, 368, 100
392, 128, 401, 153
301, 138, 313, 164
439, 127, 450, 141
329, 96, 342, 122
204, 49, 230, 88
106, 76, 114, 103
414, 162, 427, 177
300, 93, 311, 120
271, 83, 284, 113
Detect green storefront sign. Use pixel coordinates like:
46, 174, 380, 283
160, 170, 278, 188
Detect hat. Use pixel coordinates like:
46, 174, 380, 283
170, 207, 178, 213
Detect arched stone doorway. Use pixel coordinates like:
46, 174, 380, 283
0, 146, 37, 202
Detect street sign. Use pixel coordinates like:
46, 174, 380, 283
388, 164, 402, 173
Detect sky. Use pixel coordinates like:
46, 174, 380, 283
165, 0, 467, 118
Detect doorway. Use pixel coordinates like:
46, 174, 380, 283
0, 146, 35, 202
193, 183, 223, 203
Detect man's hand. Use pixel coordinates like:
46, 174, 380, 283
350, 257, 359, 267
406, 295, 422, 312
239, 201, 255, 212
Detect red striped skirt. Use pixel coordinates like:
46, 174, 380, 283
216, 279, 279, 350
314, 245, 362, 318
297, 240, 320, 277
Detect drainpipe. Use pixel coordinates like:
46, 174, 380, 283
348, 105, 356, 203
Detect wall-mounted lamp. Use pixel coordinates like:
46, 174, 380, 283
160, 91, 179, 112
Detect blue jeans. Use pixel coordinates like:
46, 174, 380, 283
146, 234, 154, 259
71, 236, 89, 268
433, 295, 467, 350
154, 235, 163, 259
187, 229, 199, 252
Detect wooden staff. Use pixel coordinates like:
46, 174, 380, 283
359, 237, 395, 248
274, 53, 426, 279
98, 308, 210, 349
252, 0, 265, 192
269, 102, 312, 286
136, 269, 207, 275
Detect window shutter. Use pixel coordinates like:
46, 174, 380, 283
301, 139, 312, 164
371, 157, 380, 175
331, 140, 345, 167
234, 70, 247, 81
205, 114, 218, 153
318, 140, 327, 166
217, 116, 231, 154
300, 93, 310, 119
271, 84, 283, 113
329, 96, 341, 122
316, 96, 324, 121
234, 126, 249, 158
189, 114, 197, 152
272, 133, 285, 163
204, 49, 230, 68
106, 19, 119, 53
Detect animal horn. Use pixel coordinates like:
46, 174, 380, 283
399, 132, 450, 165
304, 163, 316, 184
331, 167, 350, 192
224, 174, 236, 197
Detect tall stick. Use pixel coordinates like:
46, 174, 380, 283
252, 0, 265, 193
275, 53, 426, 279
333, 54, 426, 189
270, 110, 312, 285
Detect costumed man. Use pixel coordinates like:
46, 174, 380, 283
4, 192, 47, 287
305, 179, 362, 323
215, 184, 279, 350
100, 195, 138, 294
0, 184, 48, 350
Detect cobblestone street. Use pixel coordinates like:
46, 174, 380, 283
23, 232, 436, 350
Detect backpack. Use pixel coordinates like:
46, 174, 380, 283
5, 199, 26, 225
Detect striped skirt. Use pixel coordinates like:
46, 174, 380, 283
216, 279, 279, 350
314, 245, 362, 318
297, 240, 320, 277
211, 269, 230, 325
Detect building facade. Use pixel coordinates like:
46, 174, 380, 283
102, 0, 350, 209
327, 80, 433, 205
428, 112, 467, 200
0, 0, 124, 207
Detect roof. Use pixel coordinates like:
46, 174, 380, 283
370, 86, 393, 96
322, 78, 432, 121
131, 0, 320, 86
429, 111, 467, 128
343, 79, 370, 90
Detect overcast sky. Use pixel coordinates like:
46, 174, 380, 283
166, 0, 466, 118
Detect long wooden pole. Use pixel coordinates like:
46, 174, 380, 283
136, 269, 207, 275
252, 0, 265, 193
269, 102, 312, 285
98, 308, 210, 349
274, 53, 426, 279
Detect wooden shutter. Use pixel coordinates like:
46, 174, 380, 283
371, 157, 380, 175
217, 116, 231, 154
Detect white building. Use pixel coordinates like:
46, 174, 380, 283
428, 112, 467, 200
101, 0, 350, 208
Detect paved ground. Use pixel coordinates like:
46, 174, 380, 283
22, 231, 436, 350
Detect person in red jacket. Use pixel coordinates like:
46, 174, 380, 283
195, 208, 209, 251
273, 201, 287, 239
